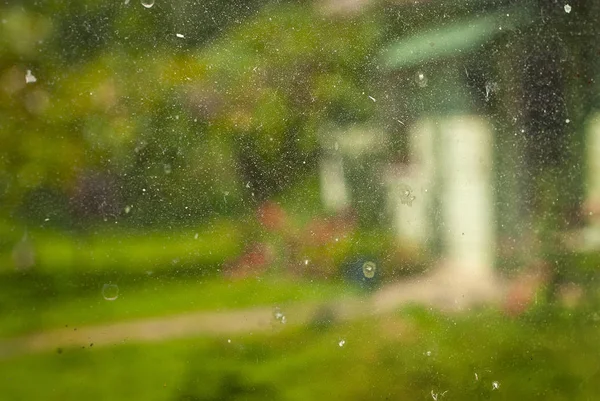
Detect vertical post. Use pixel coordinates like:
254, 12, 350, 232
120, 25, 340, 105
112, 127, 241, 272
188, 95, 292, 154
586, 114, 600, 227
387, 119, 436, 249
319, 153, 350, 212
439, 115, 495, 279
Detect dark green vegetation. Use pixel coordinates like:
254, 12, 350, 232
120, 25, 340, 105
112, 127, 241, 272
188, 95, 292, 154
2, 0, 597, 232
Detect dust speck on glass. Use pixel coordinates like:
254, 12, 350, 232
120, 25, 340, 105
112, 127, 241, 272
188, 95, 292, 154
273, 306, 286, 325
25, 70, 36, 84
1, 0, 599, 399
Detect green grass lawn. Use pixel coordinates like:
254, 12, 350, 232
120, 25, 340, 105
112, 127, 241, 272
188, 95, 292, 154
0, 274, 354, 338
0, 218, 243, 275
2, 211, 599, 400
1, 306, 598, 401
0, 213, 356, 338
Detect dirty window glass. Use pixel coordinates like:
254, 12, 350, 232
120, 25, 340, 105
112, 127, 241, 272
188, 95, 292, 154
1, 0, 599, 400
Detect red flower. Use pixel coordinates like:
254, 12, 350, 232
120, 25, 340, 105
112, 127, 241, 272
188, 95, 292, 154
257, 201, 288, 232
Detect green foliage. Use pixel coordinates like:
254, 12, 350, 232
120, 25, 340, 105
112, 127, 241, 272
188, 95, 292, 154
0, 1, 383, 227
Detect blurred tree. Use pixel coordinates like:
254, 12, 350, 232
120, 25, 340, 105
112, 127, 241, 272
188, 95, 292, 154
0, 1, 382, 229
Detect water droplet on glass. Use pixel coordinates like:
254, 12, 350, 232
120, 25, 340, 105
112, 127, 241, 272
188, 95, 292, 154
25, 70, 36, 84
273, 307, 286, 324
141, 0, 155, 8
399, 183, 416, 206
338, 339, 346, 347
102, 284, 119, 301
492, 381, 500, 390
362, 261, 376, 278
564, 4, 571, 13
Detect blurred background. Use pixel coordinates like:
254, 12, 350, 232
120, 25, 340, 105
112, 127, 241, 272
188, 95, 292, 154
1, 0, 600, 399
